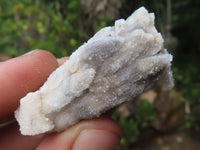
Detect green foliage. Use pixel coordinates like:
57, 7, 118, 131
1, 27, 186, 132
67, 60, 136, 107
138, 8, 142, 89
97, 17, 112, 31
173, 63, 200, 132
120, 118, 139, 144
173, 64, 200, 104
112, 99, 155, 144
112, 112, 139, 144
0, 0, 93, 57
185, 109, 200, 132
135, 99, 155, 128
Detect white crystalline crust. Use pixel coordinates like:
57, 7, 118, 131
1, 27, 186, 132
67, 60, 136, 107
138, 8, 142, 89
15, 7, 174, 135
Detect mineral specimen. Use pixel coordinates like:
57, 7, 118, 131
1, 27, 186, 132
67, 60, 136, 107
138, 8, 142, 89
15, 7, 174, 135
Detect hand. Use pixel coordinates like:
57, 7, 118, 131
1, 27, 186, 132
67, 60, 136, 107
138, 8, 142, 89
0, 50, 122, 150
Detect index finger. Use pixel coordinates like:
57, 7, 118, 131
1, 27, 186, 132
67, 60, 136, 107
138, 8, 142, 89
0, 50, 58, 122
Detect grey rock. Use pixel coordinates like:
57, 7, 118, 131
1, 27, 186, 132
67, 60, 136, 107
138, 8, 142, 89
15, 7, 174, 135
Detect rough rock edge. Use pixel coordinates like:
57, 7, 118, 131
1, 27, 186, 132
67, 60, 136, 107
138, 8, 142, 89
15, 7, 174, 135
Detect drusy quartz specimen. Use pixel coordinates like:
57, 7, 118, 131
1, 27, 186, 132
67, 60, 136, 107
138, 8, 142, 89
15, 7, 174, 135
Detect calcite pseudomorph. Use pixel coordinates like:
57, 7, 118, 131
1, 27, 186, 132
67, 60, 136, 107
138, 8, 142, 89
15, 7, 174, 135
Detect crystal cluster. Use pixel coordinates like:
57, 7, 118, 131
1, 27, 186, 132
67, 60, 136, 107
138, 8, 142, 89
15, 7, 173, 135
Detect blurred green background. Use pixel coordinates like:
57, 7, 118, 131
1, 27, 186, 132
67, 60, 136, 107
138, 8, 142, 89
0, 0, 199, 149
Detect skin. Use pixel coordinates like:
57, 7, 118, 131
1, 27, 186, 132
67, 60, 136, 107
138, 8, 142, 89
0, 50, 122, 150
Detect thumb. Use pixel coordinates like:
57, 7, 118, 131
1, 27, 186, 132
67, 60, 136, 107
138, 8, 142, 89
36, 117, 122, 150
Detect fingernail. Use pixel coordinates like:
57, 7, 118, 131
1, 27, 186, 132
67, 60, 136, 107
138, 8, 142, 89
57, 57, 69, 66
72, 129, 121, 150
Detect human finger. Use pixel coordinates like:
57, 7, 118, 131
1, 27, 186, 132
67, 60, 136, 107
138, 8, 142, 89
57, 57, 69, 66
36, 117, 122, 150
0, 50, 58, 122
0, 122, 44, 150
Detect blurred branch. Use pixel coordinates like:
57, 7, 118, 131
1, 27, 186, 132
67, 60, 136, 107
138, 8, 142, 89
166, 0, 171, 37
80, 0, 124, 31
